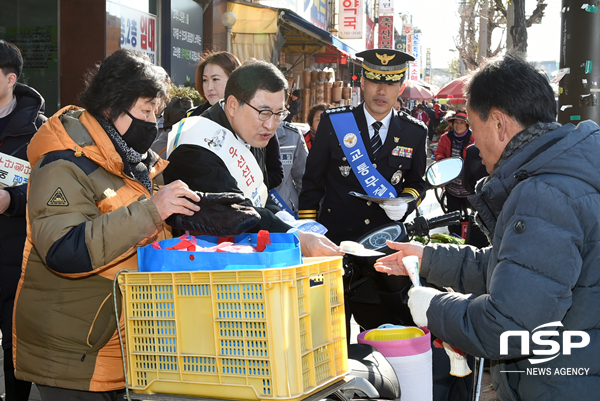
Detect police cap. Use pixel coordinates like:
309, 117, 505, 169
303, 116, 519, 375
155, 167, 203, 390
356, 49, 415, 84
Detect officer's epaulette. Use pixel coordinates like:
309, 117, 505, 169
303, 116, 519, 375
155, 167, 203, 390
398, 112, 428, 131
325, 105, 354, 114
281, 121, 300, 133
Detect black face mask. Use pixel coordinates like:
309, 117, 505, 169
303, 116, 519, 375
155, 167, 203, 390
121, 110, 158, 154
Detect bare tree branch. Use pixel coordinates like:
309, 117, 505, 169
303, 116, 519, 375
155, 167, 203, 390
526, 1, 547, 27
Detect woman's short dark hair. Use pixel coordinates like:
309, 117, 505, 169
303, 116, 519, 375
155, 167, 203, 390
79, 49, 167, 121
465, 52, 556, 127
194, 51, 241, 100
224, 59, 288, 105
307, 103, 331, 126
0, 40, 23, 78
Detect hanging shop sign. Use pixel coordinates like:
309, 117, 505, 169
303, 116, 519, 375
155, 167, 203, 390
339, 0, 363, 39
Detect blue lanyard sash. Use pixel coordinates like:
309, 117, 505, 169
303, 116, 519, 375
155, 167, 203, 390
269, 189, 296, 217
329, 112, 397, 198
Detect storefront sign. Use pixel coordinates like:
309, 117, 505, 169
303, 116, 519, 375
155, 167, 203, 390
396, 34, 406, 53
379, 0, 393, 14
171, 0, 203, 86
311, 0, 327, 30
339, 0, 363, 39
410, 32, 420, 80
425, 48, 431, 83
118, 4, 157, 64
5, 26, 58, 71
406, 34, 412, 55
378, 15, 393, 49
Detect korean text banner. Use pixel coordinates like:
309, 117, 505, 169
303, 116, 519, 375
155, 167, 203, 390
107, 1, 157, 64
378, 15, 393, 49
339, 0, 363, 39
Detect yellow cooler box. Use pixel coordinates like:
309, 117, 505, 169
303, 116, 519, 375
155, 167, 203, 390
118, 256, 348, 401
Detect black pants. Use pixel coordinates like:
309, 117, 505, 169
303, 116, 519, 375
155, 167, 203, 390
1, 262, 32, 401
37, 385, 125, 401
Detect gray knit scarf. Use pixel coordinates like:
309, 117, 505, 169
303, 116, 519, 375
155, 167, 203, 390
471, 121, 562, 244
96, 116, 154, 192
493, 121, 562, 174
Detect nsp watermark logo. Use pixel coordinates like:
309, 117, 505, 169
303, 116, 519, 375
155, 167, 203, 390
500, 321, 590, 365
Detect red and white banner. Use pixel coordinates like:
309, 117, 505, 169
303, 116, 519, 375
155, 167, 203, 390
339, 0, 363, 39
365, 16, 375, 49
378, 15, 393, 49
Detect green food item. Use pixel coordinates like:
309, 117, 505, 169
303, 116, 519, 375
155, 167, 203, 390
430, 233, 465, 245
413, 236, 428, 244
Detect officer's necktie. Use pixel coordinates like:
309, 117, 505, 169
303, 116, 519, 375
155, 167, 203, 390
371, 121, 383, 158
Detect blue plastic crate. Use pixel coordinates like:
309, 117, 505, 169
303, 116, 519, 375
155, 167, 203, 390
138, 232, 302, 272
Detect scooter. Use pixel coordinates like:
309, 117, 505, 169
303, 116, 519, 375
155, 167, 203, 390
342, 157, 464, 332
341, 157, 483, 401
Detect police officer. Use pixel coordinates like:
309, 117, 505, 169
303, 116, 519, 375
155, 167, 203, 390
271, 121, 309, 216
299, 49, 427, 244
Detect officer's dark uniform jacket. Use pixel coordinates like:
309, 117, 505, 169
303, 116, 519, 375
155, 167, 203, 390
299, 104, 427, 244
163, 101, 291, 233
273, 121, 308, 214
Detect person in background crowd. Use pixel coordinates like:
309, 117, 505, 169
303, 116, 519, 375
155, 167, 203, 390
434, 110, 475, 237
424, 102, 437, 138
460, 143, 489, 248
0, 39, 45, 401
190, 50, 241, 117
304, 102, 330, 151
163, 59, 341, 257
272, 121, 309, 215
284, 89, 300, 122
433, 102, 445, 123
13, 49, 201, 401
413, 103, 430, 128
375, 52, 600, 401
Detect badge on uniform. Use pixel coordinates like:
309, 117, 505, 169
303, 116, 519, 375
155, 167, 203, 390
394, 137, 399, 143
343, 133, 358, 148
391, 170, 403, 185
339, 165, 351, 177
392, 146, 413, 158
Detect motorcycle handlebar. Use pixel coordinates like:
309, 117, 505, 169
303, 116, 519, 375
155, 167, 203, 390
427, 211, 461, 230
405, 211, 461, 238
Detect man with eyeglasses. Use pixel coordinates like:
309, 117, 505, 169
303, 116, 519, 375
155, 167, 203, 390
163, 59, 341, 257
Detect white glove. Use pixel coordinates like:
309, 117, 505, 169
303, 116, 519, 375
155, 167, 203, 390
407, 286, 441, 327
443, 342, 472, 377
379, 202, 408, 221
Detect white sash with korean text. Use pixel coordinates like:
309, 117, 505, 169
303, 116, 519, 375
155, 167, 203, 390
166, 116, 268, 208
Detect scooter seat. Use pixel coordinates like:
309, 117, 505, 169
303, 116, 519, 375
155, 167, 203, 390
347, 344, 401, 399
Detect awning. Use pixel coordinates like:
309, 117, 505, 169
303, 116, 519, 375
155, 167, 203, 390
278, 9, 360, 63
228, 2, 278, 34
226, 1, 361, 66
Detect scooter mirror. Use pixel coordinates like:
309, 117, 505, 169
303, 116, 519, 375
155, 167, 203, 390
425, 157, 463, 187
